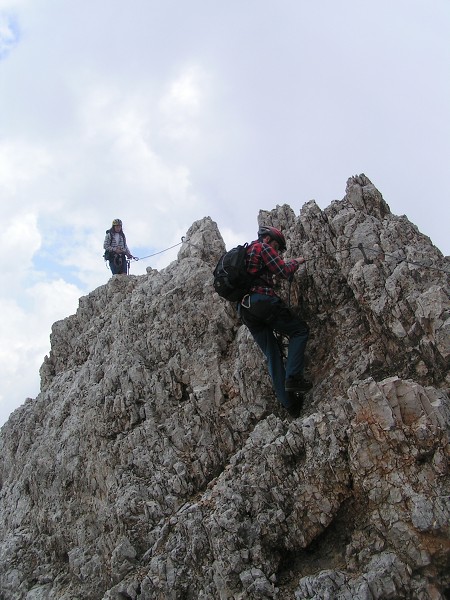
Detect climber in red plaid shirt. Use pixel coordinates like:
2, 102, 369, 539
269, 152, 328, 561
239, 226, 312, 416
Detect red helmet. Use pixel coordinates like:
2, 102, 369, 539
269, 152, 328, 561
258, 226, 286, 251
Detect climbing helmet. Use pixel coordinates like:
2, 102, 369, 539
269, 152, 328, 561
257, 226, 286, 251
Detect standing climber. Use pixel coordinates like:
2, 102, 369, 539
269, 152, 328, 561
103, 219, 136, 275
239, 226, 311, 416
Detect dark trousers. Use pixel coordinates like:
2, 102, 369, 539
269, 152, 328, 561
109, 253, 128, 275
240, 293, 309, 408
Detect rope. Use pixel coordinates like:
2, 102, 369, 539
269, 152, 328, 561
350, 244, 450, 275
305, 242, 449, 275
105, 237, 195, 271
137, 236, 196, 261
111, 234, 449, 276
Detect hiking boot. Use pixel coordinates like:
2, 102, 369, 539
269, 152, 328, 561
286, 393, 304, 418
285, 375, 313, 393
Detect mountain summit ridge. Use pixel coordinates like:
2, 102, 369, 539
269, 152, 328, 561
1, 174, 449, 599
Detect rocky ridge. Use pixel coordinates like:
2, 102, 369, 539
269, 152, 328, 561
0, 175, 449, 599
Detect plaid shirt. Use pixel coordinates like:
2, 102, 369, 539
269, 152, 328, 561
245, 240, 300, 296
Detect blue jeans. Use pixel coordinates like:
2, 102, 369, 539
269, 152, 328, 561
240, 294, 309, 408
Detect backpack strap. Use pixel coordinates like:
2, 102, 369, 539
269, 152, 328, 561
246, 241, 268, 283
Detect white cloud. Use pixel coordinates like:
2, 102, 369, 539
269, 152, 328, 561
26, 278, 81, 322
5, 211, 40, 260
4, 212, 41, 293
0, 141, 52, 194
159, 65, 208, 141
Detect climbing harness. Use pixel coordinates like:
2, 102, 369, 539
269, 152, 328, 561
275, 331, 288, 363
107, 253, 132, 274
113, 253, 123, 269
274, 276, 293, 364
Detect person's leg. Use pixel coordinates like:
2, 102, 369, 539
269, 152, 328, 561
109, 254, 126, 275
268, 303, 309, 379
248, 325, 292, 408
284, 325, 309, 380
241, 298, 297, 408
109, 259, 119, 275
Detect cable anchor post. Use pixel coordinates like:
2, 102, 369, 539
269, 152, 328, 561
358, 243, 372, 265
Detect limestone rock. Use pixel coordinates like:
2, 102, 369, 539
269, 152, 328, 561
0, 176, 449, 599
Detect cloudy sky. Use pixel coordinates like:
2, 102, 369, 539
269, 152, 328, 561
0, 0, 449, 427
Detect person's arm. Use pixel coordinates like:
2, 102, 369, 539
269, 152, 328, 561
259, 243, 302, 279
125, 245, 133, 259
103, 233, 112, 251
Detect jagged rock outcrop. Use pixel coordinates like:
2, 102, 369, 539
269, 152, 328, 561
0, 175, 449, 599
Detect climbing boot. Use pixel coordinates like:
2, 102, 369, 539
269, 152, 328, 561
285, 375, 313, 393
286, 393, 304, 418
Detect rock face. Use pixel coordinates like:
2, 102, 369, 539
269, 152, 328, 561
0, 175, 449, 599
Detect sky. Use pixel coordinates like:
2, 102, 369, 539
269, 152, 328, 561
0, 0, 449, 427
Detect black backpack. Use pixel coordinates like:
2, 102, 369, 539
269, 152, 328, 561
213, 243, 262, 301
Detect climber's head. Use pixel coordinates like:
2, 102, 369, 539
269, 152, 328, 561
257, 226, 286, 252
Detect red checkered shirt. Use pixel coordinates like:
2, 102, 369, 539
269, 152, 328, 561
245, 240, 300, 297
